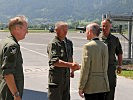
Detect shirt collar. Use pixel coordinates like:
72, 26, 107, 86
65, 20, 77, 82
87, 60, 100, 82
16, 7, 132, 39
92, 37, 99, 40
102, 32, 111, 40
55, 36, 67, 42
8, 35, 19, 45
107, 33, 112, 39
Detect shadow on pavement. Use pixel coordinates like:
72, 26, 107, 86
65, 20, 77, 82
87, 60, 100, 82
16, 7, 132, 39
22, 89, 48, 100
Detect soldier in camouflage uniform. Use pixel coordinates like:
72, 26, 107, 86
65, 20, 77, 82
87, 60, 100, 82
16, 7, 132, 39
47, 21, 80, 100
101, 19, 123, 100
0, 16, 28, 100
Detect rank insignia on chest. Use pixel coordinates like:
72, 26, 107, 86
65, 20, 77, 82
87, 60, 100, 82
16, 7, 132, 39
61, 49, 64, 53
51, 50, 56, 55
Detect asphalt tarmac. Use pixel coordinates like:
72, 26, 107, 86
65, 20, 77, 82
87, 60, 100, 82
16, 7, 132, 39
0, 32, 133, 100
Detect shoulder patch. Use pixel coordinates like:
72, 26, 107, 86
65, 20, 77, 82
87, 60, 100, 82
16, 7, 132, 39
10, 46, 17, 55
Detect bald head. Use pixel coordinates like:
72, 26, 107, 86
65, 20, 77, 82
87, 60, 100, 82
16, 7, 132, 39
102, 18, 112, 23
86, 23, 101, 36
55, 21, 68, 40
101, 19, 112, 37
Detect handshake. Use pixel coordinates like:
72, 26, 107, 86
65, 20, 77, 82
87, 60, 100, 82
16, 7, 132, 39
70, 62, 80, 71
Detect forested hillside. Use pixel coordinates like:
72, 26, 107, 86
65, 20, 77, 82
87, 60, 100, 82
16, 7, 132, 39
0, 0, 132, 24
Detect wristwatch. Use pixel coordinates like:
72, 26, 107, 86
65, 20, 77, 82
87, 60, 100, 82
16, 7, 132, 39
13, 91, 20, 97
118, 66, 122, 68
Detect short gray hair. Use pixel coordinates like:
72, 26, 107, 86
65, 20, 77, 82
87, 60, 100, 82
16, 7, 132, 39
86, 23, 101, 36
55, 21, 68, 30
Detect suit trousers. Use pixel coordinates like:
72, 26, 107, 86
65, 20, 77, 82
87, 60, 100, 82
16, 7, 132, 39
84, 92, 106, 100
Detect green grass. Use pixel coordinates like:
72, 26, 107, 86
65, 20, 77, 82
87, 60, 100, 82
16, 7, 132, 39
68, 29, 78, 32
119, 70, 133, 79
28, 29, 49, 33
0, 29, 79, 33
0, 29, 49, 33
0, 29, 9, 32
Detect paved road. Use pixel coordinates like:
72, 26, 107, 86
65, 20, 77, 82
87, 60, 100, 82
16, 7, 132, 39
0, 32, 133, 100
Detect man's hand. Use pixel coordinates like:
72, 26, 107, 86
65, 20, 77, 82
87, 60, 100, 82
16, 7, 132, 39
70, 71, 74, 78
14, 96, 21, 100
79, 90, 84, 98
117, 66, 122, 74
71, 62, 80, 71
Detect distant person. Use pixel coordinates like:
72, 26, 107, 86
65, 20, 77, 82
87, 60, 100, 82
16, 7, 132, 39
79, 23, 109, 100
47, 21, 80, 100
101, 19, 123, 100
0, 16, 28, 100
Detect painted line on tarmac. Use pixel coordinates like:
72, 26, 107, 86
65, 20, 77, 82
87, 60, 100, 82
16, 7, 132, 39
19, 42, 46, 46
73, 47, 82, 51
70, 89, 78, 93
24, 68, 45, 72
25, 74, 46, 78
71, 37, 86, 40
20, 42, 82, 51
21, 46, 48, 57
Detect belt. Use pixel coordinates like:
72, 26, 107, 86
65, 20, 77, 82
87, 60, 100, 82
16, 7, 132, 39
90, 72, 107, 76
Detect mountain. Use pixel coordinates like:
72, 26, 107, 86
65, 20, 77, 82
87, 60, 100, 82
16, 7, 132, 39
0, 0, 133, 24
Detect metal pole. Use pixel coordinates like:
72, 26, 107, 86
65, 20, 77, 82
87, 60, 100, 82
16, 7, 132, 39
132, 14, 133, 60
128, 21, 132, 59
102, 14, 106, 20
106, 14, 108, 19
132, 23, 133, 59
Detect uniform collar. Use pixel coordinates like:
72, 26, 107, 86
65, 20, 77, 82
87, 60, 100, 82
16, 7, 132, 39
55, 36, 67, 42
102, 32, 112, 40
107, 33, 112, 39
92, 37, 99, 40
8, 35, 19, 45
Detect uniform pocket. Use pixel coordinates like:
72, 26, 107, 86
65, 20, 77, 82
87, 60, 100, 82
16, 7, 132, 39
0, 80, 6, 93
48, 83, 59, 88
49, 70, 62, 84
